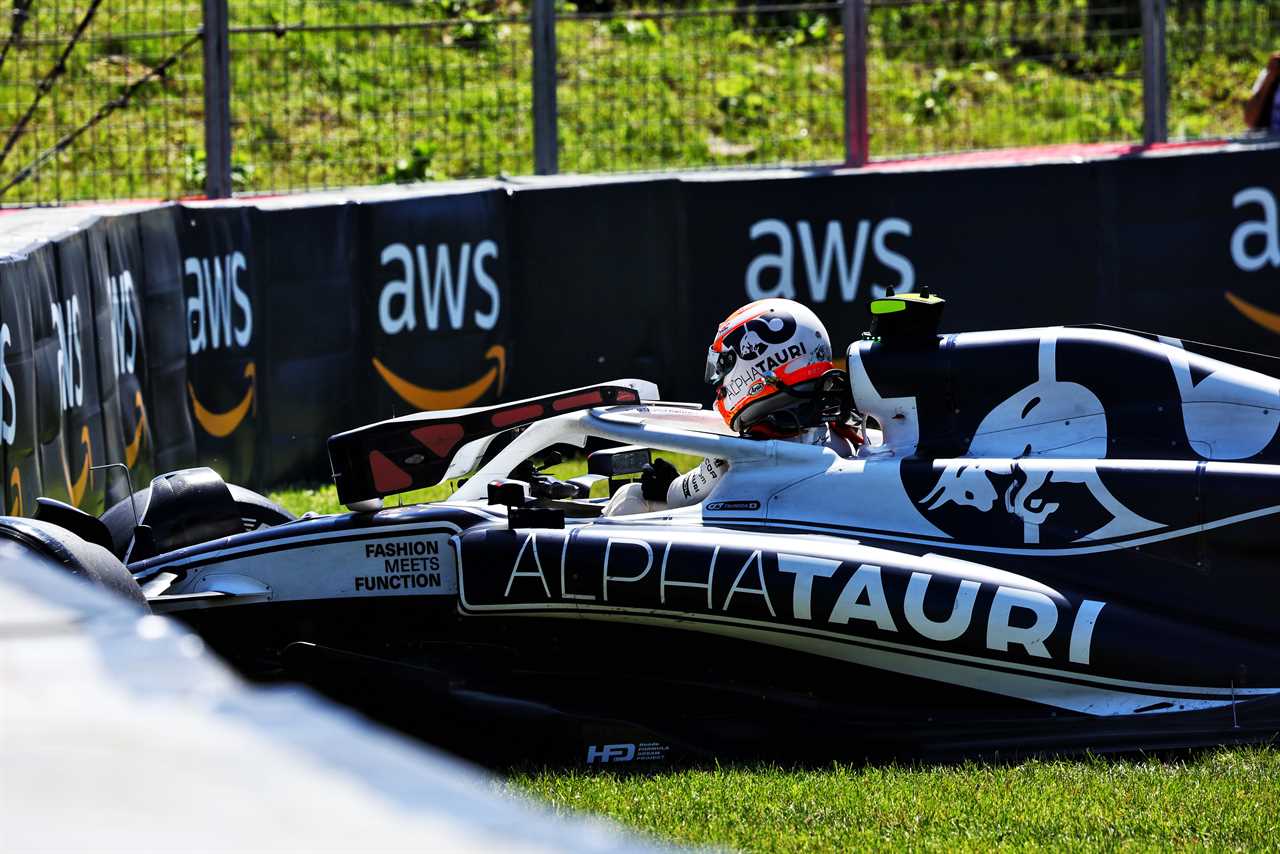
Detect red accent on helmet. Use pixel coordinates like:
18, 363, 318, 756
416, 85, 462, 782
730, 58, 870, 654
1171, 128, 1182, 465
775, 359, 833, 386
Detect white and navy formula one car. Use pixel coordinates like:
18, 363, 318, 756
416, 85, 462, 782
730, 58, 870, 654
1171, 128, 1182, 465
10, 297, 1280, 765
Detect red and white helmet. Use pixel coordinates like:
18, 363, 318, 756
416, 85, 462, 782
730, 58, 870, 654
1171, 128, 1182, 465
705, 298, 834, 435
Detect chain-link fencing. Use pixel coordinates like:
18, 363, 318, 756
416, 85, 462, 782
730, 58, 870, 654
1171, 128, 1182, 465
868, 1, 1148, 156
0, 0, 1275, 204
1167, 0, 1280, 140
0, 0, 203, 203
555, 1, 847, 173
226, 0, 533, 192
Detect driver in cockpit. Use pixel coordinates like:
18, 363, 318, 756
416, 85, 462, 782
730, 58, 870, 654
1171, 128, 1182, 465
606, 298, 858, 515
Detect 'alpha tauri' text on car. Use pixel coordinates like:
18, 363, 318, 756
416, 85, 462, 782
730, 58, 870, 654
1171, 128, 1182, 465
10, 294, 1280, 765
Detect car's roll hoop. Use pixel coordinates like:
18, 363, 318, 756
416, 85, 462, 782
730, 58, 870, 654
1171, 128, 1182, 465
326, 380, 658, 506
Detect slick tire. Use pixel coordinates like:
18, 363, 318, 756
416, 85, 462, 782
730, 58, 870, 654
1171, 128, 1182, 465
0, 516, 148, 609
100, 484, 296, 560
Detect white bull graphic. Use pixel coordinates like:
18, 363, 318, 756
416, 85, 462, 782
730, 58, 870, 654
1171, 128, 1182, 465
735, 316, 788, 360
921, 463, 1005, 512
1159, 335, 1280, 460
920, 334, 1159, 545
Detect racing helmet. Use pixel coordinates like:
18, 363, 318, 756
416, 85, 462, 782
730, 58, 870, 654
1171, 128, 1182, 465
705, 298, 834, 435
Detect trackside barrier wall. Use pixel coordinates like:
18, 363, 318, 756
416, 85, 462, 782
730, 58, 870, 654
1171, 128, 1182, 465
256, 202, 361, 486
359, 190, 512, 442
506, 179, 686, 399
0, 143, 1276, 504
176, 205, 260, 486
0, 250, 39, 516
135, 206, 198, 476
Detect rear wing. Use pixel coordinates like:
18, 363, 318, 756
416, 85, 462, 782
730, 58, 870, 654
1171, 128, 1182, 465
327, 380, 656, 506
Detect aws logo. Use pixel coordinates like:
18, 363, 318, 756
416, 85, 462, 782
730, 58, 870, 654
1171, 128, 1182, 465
2, 323, 16, 515
108, 270, 148, 467
745, 217, 915, 303
108, 270, 139, 377
375, 240, 505, 411
50, 297, 92, 508
52, 296, 84, 413
1225, 186, 1280, 333
185, 252, 256, 437
1, 323, 16, 447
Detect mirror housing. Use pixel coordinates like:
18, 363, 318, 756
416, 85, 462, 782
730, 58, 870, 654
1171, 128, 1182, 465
588, 445, 652, 478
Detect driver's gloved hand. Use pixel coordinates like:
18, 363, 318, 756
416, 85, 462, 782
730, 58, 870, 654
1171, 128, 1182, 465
640, 458, 679, 501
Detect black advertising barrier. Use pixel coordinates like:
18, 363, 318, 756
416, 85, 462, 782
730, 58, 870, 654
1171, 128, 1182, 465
0, 253, 42, 516
506, 179, 687, 400
253, 202, 359, 485
136, 205, 197, 475
52, 228, 112, 514
84, 221, 131, 507
1099, 145, 1280, 356
99, 214, 158, 494
26, 241, 70, 508
676, 165, 1106, 402
173, 204, 261, 486
358, 190, 513, 427
2, 142, 1279, 510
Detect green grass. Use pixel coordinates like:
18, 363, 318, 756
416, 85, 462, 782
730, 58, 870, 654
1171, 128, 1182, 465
510, 751, 1280, 851
268, 470, 1280, 852
2, 1, 1275, 202
270, 481, 457, 515
267, 450, 702, 514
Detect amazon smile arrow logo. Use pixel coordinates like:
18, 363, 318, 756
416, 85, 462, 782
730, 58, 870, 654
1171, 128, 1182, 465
189, 362, 256, 437
1225, 291, 1280, 335
1226, 187, 1280, 334
374, 345, 506, 412
60, 425, 91, 508
125, 390, 148, 467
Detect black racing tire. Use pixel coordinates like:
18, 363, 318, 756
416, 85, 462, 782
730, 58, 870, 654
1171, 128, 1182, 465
0, 516, 148, 609
100, 483, 297, 560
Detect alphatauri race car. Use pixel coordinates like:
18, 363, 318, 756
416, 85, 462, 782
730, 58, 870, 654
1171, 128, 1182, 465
9, 298, 1280, 765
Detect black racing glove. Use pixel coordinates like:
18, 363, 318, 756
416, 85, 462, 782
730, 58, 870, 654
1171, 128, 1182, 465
640, 458, 679, 501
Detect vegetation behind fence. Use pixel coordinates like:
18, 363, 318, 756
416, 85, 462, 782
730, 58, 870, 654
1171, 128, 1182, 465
0, 0, 1276, 204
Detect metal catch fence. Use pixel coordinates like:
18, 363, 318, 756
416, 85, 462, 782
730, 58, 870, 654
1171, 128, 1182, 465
1166, 0, 1280, 140
0, 0, 204, 203
0, 0, 1275, 203
867, 0, 1150, 155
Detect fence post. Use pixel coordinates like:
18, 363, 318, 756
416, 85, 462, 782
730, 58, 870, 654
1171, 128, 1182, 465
1140, 0, 1168, 145
531, 0, 559, 175
201, 0, 233, 198
842, 0, 868, 167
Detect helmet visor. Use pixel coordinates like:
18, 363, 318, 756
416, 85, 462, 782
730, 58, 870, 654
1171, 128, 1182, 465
704, 346, 737, 384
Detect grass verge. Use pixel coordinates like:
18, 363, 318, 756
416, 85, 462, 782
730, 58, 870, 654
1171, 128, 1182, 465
268, 471, 1280, 852
267, 451, 702, 515
510, 750, 1280, 852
